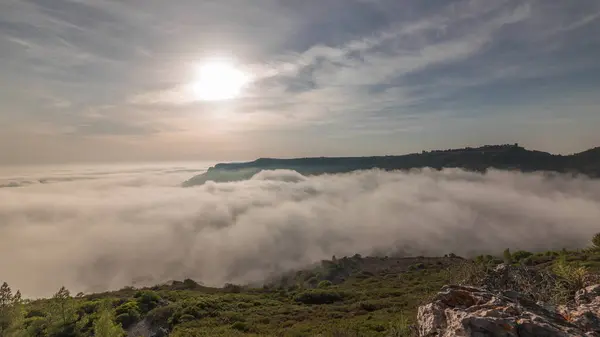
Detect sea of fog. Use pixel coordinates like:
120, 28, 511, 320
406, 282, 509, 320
1, 162, 600, 298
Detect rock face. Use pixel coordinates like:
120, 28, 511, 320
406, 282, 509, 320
418, 284, 600, 337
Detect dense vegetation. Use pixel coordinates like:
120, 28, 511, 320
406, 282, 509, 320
2, 233, 600, 337
184, 144, 600, 186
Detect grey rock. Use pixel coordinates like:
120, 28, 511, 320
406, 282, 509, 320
576, 285, 600, 306
127, 319, 168, 337
418, 284, 600, 337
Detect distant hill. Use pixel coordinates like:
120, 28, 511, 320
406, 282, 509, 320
183, 144, 600, 186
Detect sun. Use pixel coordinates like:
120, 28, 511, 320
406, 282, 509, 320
192, 61, 250, 101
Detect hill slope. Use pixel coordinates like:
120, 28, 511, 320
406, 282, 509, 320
4, 245, 600, 337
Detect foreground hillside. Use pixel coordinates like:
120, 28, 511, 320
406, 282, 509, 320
2, 234, 600, 336
183, 144, 600, 186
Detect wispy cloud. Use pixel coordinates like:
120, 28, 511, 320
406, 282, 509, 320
1, 0, 600, 163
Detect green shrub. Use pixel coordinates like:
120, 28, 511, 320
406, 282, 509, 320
231, 321, 250, 332
219, 311, 245, 324
79, 300, 101, 315
388, 312, 415, 337
115, 312, 139, 329
512, 250, 533, 261
25, 308, 46, 318
553, 255, 588, 290
358, 301, 379, 312
178, 314, 196, 323
408, 263, 425, 271
48, 321, 80, 337
169, 299, 222, 326
317, 280, 333, 288
171, 327, 247, 337
114, 301, 141, 328
236, 302, 252, 309
475, 255, 500, 265
23, 317, 46, 336
147, 305, 176, 327
306, 277, 319, 288
355, 271, 374, 279
365, 322, 386, 332
134, 290, 160, 313
94, 302, 125, 337
294, 290, 345, 305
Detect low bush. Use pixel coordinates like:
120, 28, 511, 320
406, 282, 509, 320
169, 299, 223, 326
115, 301, 141, 328
318, 280, 333, 288
408, 263, 425, 271
134, 290, 160, 313
25, 308, 46, 318
231, 321, 250, 332
294, 290, 346, 304
146, 305, 176, 327
357, 301, 380, 312
512, 250, 533, 261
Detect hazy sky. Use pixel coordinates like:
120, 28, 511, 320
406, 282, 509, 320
1, 0, 600, 164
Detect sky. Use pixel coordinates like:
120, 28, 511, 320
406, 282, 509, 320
1, 0, 600, 165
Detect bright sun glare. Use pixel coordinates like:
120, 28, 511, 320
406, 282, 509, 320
192, 61, 250, 101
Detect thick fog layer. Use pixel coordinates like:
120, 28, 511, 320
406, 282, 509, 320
1, 165, 600, 297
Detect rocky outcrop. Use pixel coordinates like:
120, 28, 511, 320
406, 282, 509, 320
569, 285, 600, 334
127, 319, 168, 337
418, 284, 600, 336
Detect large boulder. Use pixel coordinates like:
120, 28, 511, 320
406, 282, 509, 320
418, 284, 600, 337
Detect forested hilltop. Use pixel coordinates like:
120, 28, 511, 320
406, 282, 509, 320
184, 144, 600, 186
2, 233, 600, 336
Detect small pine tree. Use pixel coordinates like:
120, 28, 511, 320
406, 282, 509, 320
8, 291, 25, 337
94, 302, 125, 337
46, 286, 79, 337
503, 248, 512, 264
0, 282, 26, 337
54, 286, 72, 326
0, 282, 14, 335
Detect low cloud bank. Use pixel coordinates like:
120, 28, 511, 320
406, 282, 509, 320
1, 166, 600, 297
